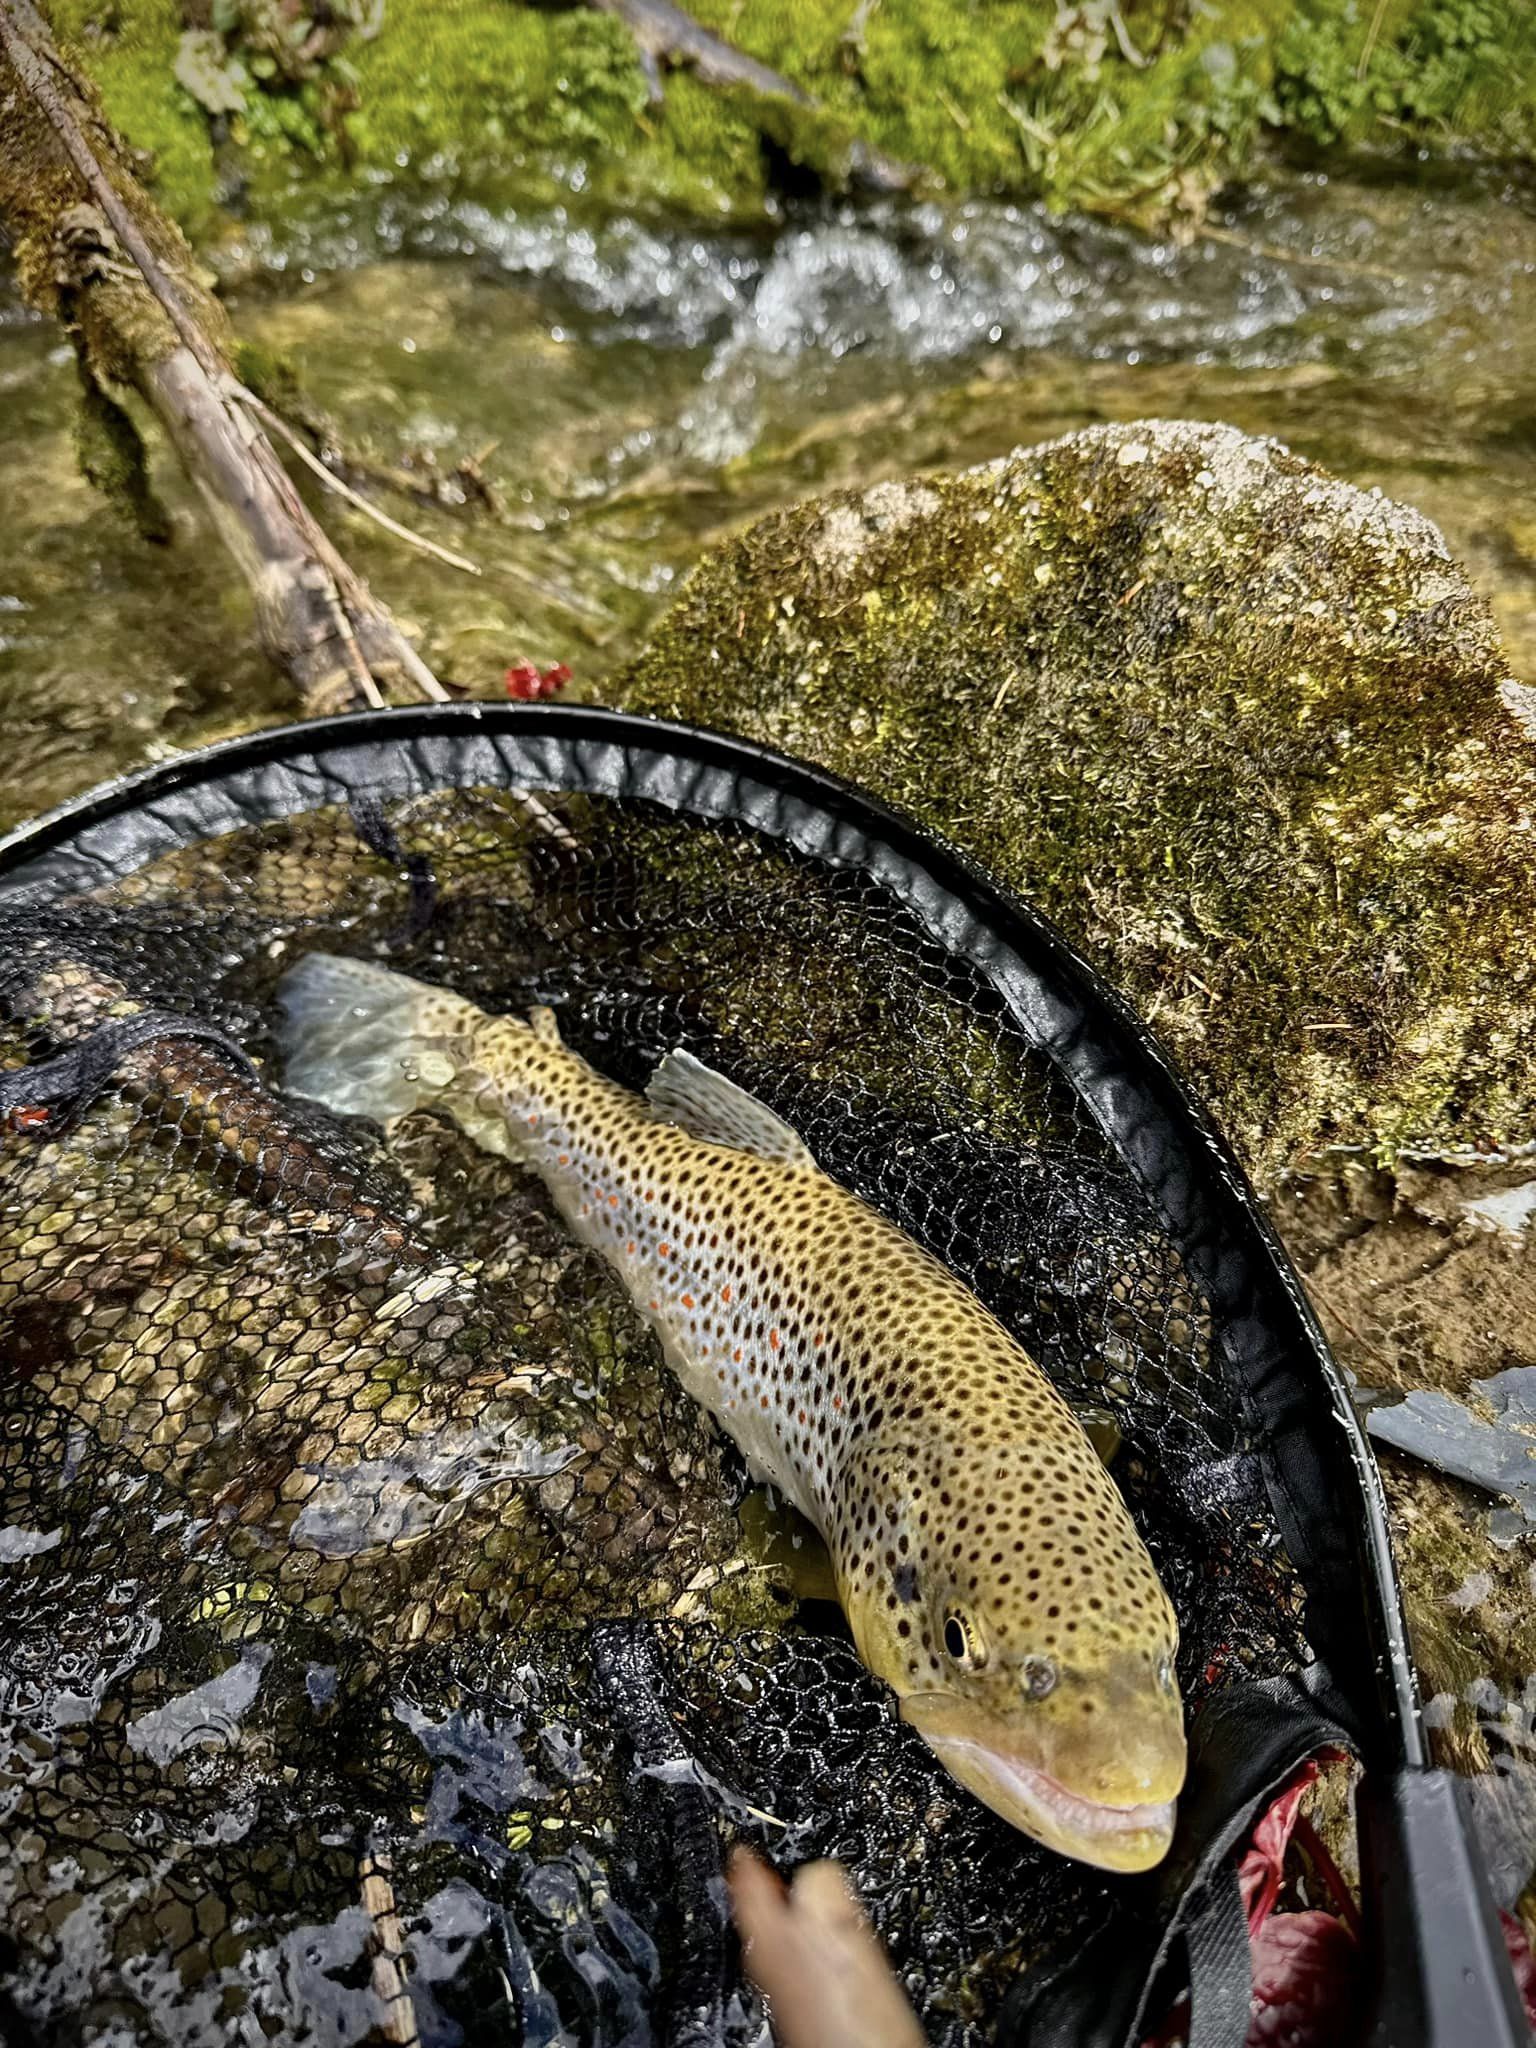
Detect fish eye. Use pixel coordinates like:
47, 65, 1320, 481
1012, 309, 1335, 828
942, 1609, 987, 1671
1021, 1654, 1057, 1700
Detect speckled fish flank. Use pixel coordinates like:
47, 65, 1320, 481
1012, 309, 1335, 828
278, 952, 1186, 1870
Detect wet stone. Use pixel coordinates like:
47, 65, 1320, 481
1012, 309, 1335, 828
618, 419, 1528, 1186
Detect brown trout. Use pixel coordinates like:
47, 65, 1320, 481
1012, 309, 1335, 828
278, 952, 1186, 1870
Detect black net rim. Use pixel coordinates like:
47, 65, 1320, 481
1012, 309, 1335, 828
0, 700, 1420, 1772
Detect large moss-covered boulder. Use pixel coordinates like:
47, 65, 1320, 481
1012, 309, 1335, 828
617, 420, 1532, 1189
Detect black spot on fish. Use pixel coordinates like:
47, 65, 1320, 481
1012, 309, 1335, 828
893, 1563, 920, 1604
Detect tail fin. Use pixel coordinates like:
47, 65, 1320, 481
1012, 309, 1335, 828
276, 953, 488, 1123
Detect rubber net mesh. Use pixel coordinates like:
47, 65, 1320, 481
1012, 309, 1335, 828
0, 784, 1309, 2047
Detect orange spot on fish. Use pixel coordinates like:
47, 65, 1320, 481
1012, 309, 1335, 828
832, 1395, 843, 1411
607, 1193, 619, 1207
558, 1153, 569, 1165
681, 1294, 695, 1309
720, 1284, 732, 1304
814, 1332, 825, 1348
733, 1347, 743, 1363
527, 1115, 538, 1127
769, 1330, 781, 1352
626, 1240, 636, 1255
658, 1243, 670, 1258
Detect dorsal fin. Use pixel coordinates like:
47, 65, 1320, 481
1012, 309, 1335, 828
646, 1049, 815, 1167
528, 1006, 563, 1048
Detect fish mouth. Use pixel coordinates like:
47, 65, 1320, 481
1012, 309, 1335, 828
912, 1727, 1177, 1873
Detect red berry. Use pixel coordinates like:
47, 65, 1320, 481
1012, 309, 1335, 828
505, 661, 542, 700
540, 662, 572, 694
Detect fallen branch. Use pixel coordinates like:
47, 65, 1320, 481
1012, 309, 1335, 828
589, 0, 810, 103
587, 0, 915, 192
0, 0, 447, 712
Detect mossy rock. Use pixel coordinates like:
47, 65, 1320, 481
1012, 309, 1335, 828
616, 419, 1532, 1189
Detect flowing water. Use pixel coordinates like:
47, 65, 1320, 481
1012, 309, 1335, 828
2, 164, 1533, 832
3, 159, 1536, 1999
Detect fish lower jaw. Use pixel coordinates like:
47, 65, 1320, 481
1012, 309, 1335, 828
923, 1734, 1177, 1874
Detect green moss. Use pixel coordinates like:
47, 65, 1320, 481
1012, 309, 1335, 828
346, 6, 649, 180
616, 426, 1533, 1184
48, 1, 223, 231
50, 1, 1536, 246
846, 0, 1281, 219
1274, 0, 1536, 157
231, 337, 303, 411
72, 367, 173, 542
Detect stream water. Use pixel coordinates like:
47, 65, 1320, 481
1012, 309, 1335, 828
2, 163, 1533, 833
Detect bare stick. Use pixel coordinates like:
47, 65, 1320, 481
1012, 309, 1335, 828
375, 629, 452, 705
242, 390, 484, 578
0, 0, 449, 712
359, 1850, 421, 2048
587, 0, 915, 191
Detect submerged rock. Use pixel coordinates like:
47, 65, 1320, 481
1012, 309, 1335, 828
619, 419, 1530, 1188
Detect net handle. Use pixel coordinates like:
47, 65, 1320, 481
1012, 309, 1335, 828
1358, 1766, 1529, 2047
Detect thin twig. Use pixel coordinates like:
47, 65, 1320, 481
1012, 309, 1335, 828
0, 0, 220, 376
384, 633, 452, 704
1106, 3, 1149, 69
323, 589, 386, 708
1198, 222, 1407, 285
1357, 0, 1392, 81
240, 389, 483, 578
359, 1850, 421, 2048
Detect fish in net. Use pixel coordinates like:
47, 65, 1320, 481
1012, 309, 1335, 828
0, 759, 1355, 2047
